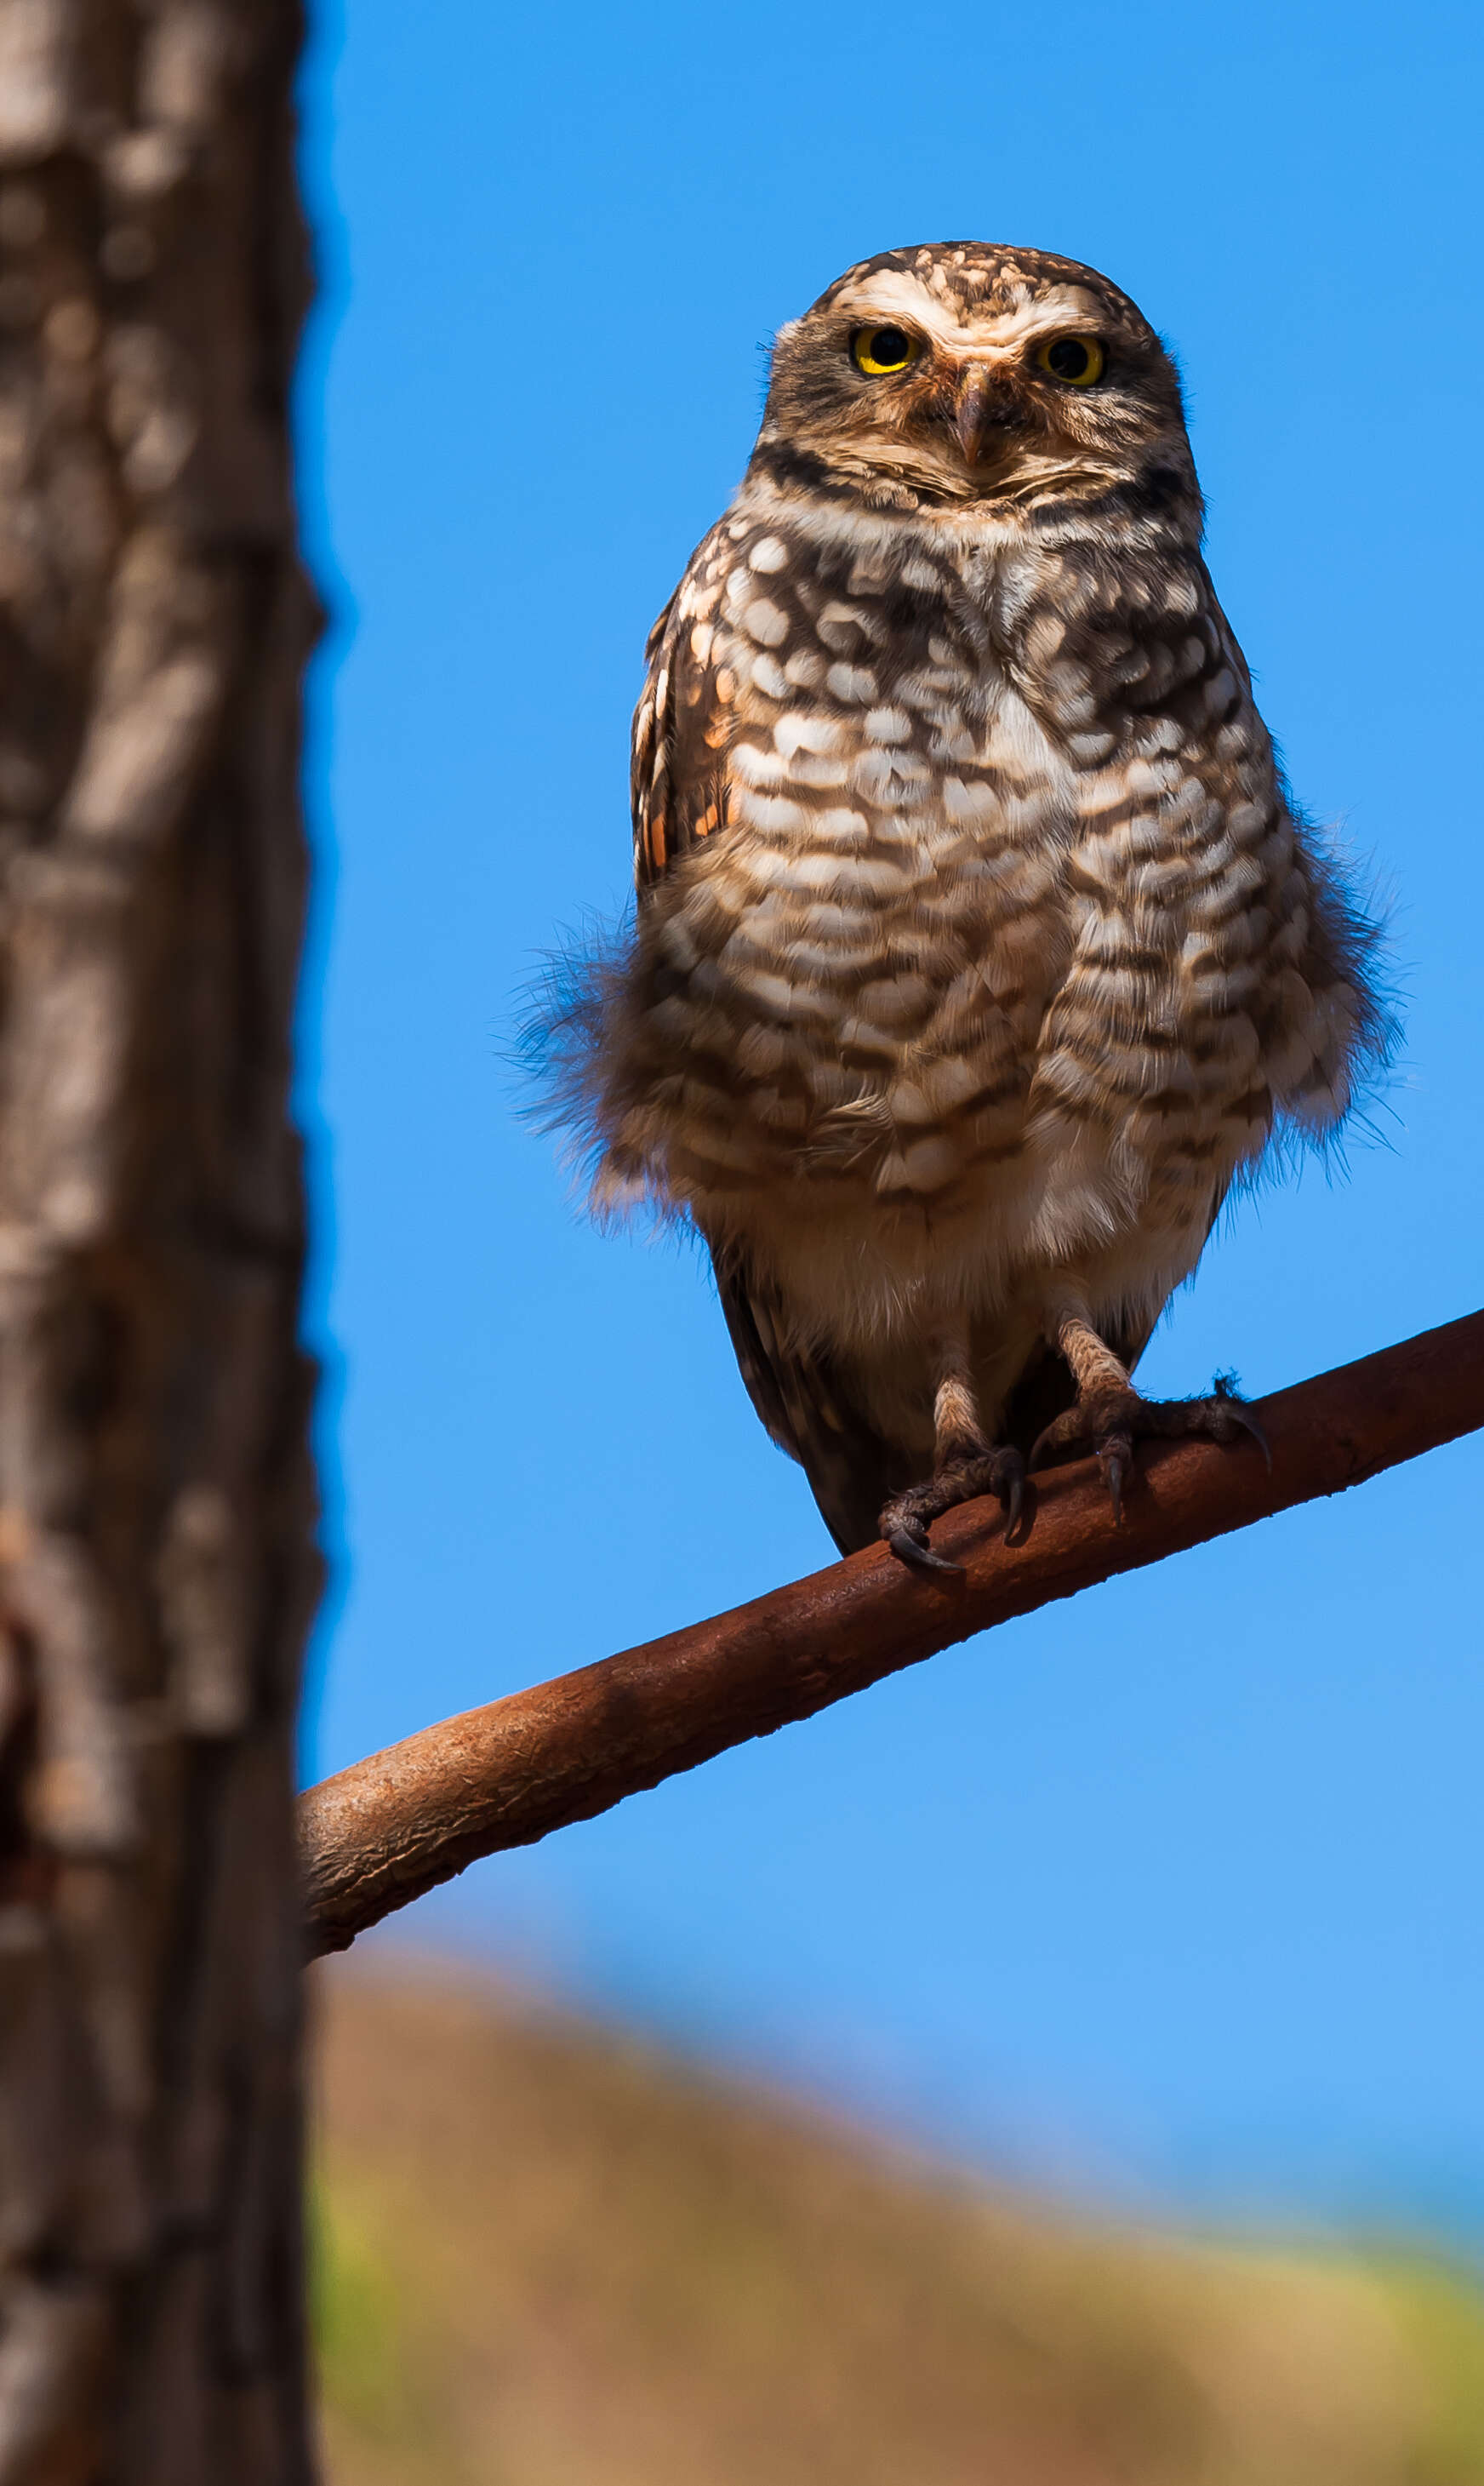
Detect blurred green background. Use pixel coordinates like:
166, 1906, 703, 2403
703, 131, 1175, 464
312, 1961, 1484, 2485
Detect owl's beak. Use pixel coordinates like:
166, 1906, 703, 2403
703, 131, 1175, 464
951, 365, 1019, 466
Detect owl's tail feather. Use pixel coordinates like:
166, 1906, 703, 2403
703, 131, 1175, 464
709, 1252, 910, 1557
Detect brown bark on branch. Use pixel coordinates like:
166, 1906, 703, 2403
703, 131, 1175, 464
302, 1308, 1484, 1961
0, 3, 319, 2477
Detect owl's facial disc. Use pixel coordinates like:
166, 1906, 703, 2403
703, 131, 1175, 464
836, 299, 1140, 492
756, 249, 1194, 515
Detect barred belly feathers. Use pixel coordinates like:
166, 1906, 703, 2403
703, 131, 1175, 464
545, 243, 1389, 1567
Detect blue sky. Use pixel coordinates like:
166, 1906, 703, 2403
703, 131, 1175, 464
299, 0, 1484, 2231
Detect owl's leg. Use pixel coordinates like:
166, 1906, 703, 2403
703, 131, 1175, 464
1029, 1306, 1270, 1523
879, 1345, 1025, 1574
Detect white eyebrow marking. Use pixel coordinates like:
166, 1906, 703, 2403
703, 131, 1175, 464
826, 271, 1112, 361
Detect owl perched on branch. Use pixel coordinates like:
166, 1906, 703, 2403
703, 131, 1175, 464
540, 243, 1390, 1569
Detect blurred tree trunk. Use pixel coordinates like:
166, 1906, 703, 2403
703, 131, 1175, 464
0, 0, 319, 2477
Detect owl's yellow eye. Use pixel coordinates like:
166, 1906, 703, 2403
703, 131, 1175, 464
1035, 334, 1105, 387
852, 325, 919, 377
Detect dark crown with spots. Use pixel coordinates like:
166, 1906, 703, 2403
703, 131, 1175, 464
807, 241, 1159, 337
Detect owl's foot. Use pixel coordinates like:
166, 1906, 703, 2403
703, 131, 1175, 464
881, 1447, 1025, 1574
1027, 1374, 1270, 1523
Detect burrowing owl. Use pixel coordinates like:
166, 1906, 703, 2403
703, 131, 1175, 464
545, 243, 1388, 1568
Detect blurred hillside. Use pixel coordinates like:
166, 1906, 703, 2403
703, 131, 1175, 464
312, 1959, 1484, 2486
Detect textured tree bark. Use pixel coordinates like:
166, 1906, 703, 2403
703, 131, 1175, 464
0, 3, 318, 2478
301, 1309, 1484, 1959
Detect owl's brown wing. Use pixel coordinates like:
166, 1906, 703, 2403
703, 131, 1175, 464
631, 534, 736, 894
631, 548, 890, 1531
709, 1251, 912, 1557
632, 552, 898, 1551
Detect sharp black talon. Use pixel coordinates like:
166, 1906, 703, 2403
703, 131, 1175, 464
887, 1523, 962, 1575
1004, 1470, 1025, 1534
1104, 1452, 1125, 1525
1228, 1403, 1273, 1472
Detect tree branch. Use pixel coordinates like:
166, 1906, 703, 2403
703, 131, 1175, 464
301, 1310, 1484, 1957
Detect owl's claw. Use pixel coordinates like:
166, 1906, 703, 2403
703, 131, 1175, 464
1029, 1376, 1271, 1523
886, 1520, 963, 1574
1004, 1462, 1025, 1536
1210, 1375, 1274, 1471
1104, 1444, 1127, 1527
880, 1445, 1025, 1574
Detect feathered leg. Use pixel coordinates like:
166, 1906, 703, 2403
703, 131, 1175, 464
879, 1340, 1025, 1574
1030, 1303, 1270, 1523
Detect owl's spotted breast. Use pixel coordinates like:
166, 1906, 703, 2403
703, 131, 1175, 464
607, 489, 1362, 1317
622, 502, 1071, 1229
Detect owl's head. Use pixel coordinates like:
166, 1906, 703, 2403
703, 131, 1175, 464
753, 243, 1197, 519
